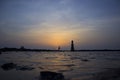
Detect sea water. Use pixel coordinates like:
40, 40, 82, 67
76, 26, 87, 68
0, 51, 120, 80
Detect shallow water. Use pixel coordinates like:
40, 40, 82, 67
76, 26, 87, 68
0, 51, 120, 80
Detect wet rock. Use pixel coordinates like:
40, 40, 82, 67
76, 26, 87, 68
81, 59, 89, 62
39, 66, 44, 69
1, 63, 35, 71
40, 71, 64, 80
16, 66, 34, 71
65, 64, 75, 67
1, 63, 17, 70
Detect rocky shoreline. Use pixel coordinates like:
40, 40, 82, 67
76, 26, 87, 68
1, 63, 120, 80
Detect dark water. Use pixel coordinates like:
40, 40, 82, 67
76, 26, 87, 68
0, 51, 120, 80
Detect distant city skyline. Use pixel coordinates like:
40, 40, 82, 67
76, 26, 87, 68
0, 0, 120, 49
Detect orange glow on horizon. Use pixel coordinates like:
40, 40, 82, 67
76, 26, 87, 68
22, 25, 81, 48
48, 33, 69, 47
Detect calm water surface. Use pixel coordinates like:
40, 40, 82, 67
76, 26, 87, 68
0, 51, 120, 80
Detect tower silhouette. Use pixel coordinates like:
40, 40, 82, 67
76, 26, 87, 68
71, 40, 75, 51
58, 46, 60, 51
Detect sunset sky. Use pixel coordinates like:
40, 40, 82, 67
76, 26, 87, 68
0, 0, 120, 49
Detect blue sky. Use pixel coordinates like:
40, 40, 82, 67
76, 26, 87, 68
0, 0, 120, 49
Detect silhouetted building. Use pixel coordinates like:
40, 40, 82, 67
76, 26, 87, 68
71, 40, 75, 51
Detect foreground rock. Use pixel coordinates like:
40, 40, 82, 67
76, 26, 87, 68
1, 63, 17, 70
16, 66, 34, 71
81, 59, 89, 62
1, 63, 34, 71
40, 71, 64, 80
